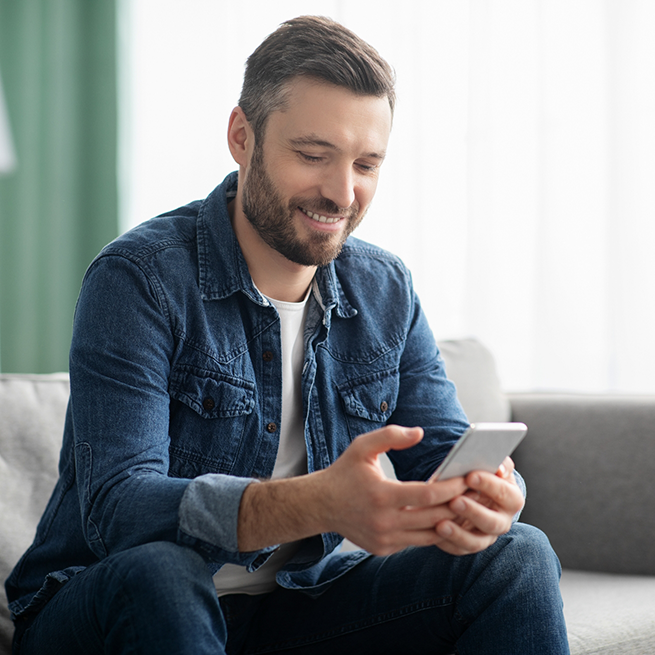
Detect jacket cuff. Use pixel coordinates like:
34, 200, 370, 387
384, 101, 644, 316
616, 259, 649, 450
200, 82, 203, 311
178, 474, 277, 567
513, 470, 527, 523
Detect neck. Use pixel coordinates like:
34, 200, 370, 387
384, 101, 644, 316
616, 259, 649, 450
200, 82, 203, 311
229, 197, 316, 303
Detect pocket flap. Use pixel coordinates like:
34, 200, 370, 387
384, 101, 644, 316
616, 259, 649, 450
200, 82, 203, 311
170, 366, 255, 419
338, 368, 399, 422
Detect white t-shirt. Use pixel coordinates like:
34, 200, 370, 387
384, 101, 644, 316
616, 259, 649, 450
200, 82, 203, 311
213, 290, 309, 596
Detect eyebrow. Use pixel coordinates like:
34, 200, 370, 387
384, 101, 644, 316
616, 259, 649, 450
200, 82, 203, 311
288, 135, 386, 160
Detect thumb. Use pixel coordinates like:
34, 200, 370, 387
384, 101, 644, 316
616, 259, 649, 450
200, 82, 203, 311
354, 425, 424, 460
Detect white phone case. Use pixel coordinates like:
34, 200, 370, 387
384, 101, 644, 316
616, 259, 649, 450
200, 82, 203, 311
429, 422, 527, 481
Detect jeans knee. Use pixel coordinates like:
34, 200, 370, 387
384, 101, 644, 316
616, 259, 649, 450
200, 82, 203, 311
453, 525, 568, 651
495, 523, 562, 588
101, 541, 212, 601
509, 523, 560, 565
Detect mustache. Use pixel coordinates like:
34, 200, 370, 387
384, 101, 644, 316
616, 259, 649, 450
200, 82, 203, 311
292, 196, 360, 219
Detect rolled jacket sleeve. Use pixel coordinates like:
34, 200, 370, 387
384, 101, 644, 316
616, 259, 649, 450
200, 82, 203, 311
178, 475, 277, 567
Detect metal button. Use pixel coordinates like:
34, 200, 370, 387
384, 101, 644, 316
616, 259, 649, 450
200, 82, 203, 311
262, 351, 274, 362
380, 401, 389, 412
203, 398, 215, 411
266, 422, 277, 433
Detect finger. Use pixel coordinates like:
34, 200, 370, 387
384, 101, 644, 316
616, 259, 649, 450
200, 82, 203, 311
465, 470, 525, 515
353, 425, 424, 461
357, 524, 464, 556
394, 476, 469, 509
400, 526, 465, 549
345, 506, 463, 555
496, 456, 515, 479
448, 495, 513, 536
395, 503, 459, 530
435, 520, 498, 556
369, 476, 467, 513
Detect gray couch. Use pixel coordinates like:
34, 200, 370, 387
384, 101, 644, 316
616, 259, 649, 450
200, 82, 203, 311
1, 339, 654, 654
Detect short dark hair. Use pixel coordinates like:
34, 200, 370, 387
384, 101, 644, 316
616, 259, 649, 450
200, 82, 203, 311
238, 15, 396, 141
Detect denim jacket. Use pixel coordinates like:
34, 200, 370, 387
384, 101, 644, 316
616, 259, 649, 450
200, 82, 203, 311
6, 172, 469, 619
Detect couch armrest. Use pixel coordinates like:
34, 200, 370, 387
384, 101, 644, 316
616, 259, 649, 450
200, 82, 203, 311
509, 393, 655, 575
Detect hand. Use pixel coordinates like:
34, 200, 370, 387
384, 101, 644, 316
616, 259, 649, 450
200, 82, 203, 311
433, 457, 525, 556
237, 424, 467, 554
317, 425, 469, 556
237, 428, 522, 558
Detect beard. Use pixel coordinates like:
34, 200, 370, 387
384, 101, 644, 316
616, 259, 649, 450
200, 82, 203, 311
241, 145, 365, 267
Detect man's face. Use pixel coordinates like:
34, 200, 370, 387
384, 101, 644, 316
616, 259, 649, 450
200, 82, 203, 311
241, 78, 392, 267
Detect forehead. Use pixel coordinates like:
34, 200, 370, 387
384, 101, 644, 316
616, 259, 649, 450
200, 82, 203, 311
263, 78, 392, 156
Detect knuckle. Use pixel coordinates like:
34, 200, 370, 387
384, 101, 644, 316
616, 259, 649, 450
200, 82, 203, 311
368, 488, 389, 510
491, 515, 510, 535
424, 487, 441, 507
368, 511, 394, 541
368, 513, 392, 536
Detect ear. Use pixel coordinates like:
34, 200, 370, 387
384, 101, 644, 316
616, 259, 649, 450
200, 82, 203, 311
227, 106, 255, 168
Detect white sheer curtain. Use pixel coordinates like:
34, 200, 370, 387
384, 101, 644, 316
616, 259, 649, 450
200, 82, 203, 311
119, 0, 655, 393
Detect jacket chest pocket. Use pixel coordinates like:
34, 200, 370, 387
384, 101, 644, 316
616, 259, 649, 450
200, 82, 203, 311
168, 366, 256, 477
337, 367, 399, 440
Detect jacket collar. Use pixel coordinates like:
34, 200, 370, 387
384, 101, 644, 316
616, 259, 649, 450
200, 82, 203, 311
196, 172, 357, 319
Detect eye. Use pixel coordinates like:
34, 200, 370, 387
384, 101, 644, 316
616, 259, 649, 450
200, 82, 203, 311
298, 152, 323, 163
356, 161, 380, 173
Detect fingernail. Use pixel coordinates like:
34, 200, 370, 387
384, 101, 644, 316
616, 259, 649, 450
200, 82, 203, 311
452, 498, 466, 512
439, 523, 453, 537
470, 474, 481, 486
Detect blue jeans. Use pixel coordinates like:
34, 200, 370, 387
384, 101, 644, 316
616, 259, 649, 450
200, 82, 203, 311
15, 523, 569, 654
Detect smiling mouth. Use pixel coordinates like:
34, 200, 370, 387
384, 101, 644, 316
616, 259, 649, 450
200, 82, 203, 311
299, 207, 344, 224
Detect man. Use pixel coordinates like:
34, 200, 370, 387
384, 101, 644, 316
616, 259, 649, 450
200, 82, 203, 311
6, 16, 569, 654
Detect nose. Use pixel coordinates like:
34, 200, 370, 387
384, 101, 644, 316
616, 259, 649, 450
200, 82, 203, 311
320, 165, 356, 211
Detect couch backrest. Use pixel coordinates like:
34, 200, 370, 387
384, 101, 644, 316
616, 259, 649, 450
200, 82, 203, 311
0, 374, 69, 654
437, 338, 511, 423
511, 392, 655, 576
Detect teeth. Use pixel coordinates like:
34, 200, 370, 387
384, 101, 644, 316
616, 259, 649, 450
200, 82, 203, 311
302, 208, 341, 224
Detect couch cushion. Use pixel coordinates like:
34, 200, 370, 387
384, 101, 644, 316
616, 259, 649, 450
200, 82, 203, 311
562, 569, 655, 655
0, 373, 69, 654
437, 338, 511, 423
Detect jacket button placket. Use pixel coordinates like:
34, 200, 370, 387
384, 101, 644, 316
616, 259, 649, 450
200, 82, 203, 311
256, 329, 282, 477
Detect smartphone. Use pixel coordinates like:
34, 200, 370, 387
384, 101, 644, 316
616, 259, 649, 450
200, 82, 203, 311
428, 422, 527, 482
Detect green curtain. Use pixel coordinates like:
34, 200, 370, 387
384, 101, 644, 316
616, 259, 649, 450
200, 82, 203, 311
0, 0, 118, 373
